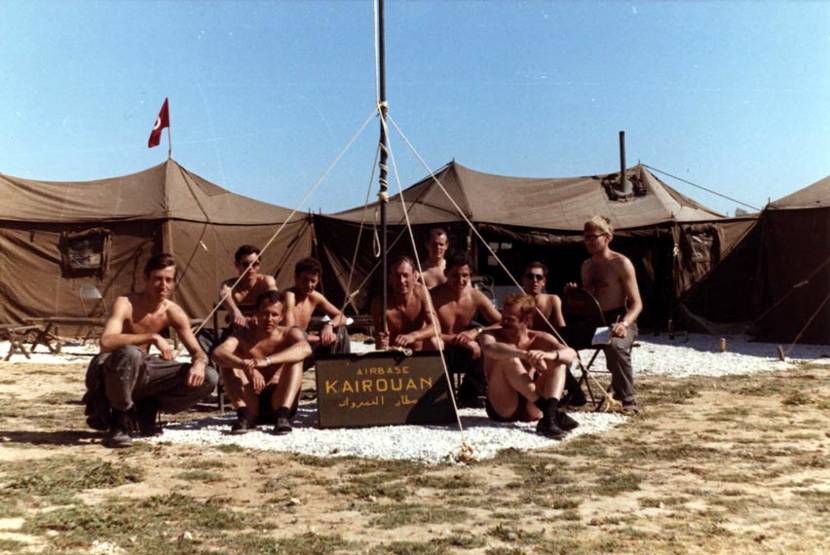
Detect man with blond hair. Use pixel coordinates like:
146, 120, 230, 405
479, 293, 578, 439
213, 290, 311, 435
570, 216, 643, 414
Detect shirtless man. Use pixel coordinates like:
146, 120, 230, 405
521, 261, 585, 406
420, 228, 449, 288
286, 257, 346, 350
90, 253, 218, 448
372, 256, 438, 351
219, 245, 284, 329
521, 261, 565, 330
213, 291, 311, 434
431, 252, 501, 405
569, 216, 643, 414
479, 293, 577, 438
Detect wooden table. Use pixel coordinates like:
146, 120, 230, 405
1, 324, 43, 361
23, 317, 106, 353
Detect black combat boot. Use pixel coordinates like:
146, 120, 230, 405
103, 409, 133, 448
134, 398, 161, 437
231, 407, 255, 434
533, 397, 567, 440
556, 408, 579, 431
273, 407, 292, 435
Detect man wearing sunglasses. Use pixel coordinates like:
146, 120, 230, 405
521, 261, 565, 330
219, 245, 284, 330
521, 261, 586, 407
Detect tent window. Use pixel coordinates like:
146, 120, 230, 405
60, 227, 112, 277
689, 233, 714, 264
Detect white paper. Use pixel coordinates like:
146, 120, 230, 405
591, 326, 611, 346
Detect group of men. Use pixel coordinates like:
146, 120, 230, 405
84, 215, 641, 447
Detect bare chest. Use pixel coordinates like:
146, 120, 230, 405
584, 260, 619, 293
125, 307, 170, 336
233, 279, 269, 309
388, 299, 424, 331
292, 297, 315, 329
437, 298, 476, 332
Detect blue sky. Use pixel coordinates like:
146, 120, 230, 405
1, 0, 828, 216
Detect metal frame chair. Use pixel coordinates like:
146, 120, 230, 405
561, 288, 613, 408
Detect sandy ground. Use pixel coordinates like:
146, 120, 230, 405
1, 354, 829, 554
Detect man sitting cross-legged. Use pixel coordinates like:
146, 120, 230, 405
88, 252, 219, 449
431, 251, 501, 406
479, 293, 578, 439
372, 256, 439, 351
213, 290, 312, 435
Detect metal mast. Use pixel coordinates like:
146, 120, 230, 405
377, 0, 389, 336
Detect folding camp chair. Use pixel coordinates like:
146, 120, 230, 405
561, 287, 615, 408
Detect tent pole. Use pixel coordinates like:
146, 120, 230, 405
377, 0, 389, 335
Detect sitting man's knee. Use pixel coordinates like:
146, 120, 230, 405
108, 345, 144, 368
559, 347, 577, 365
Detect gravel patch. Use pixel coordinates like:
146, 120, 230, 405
580, 333, 829, 379
145, 407, 627, 464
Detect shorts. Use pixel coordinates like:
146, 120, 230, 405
485, 397, 534, 423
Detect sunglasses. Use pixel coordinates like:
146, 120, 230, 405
525, 273, 545, 281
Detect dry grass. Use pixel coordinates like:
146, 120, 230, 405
0, 359, 829, 553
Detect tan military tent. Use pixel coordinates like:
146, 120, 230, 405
755, 175, 830, 344
314, 161, 755, 327
0, 159, 313, 328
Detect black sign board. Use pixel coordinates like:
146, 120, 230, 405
315, 351, 457, 428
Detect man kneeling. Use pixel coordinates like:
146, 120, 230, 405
479, 293, 578, 439
213, 291, 311, 435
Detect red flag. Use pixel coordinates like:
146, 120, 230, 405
147, 98, 170, 148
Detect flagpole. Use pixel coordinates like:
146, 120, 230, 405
166, 101, 173, 159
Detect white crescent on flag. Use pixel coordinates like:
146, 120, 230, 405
153, 117, 162, 131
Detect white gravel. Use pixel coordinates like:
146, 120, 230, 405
143, 333, 828, 463
146, 407, 628, 464
582, 333, 829, 379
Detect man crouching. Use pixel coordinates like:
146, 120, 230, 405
213, 290, 311, 435
479, 293, 578, 439
87, 253, 218, 449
